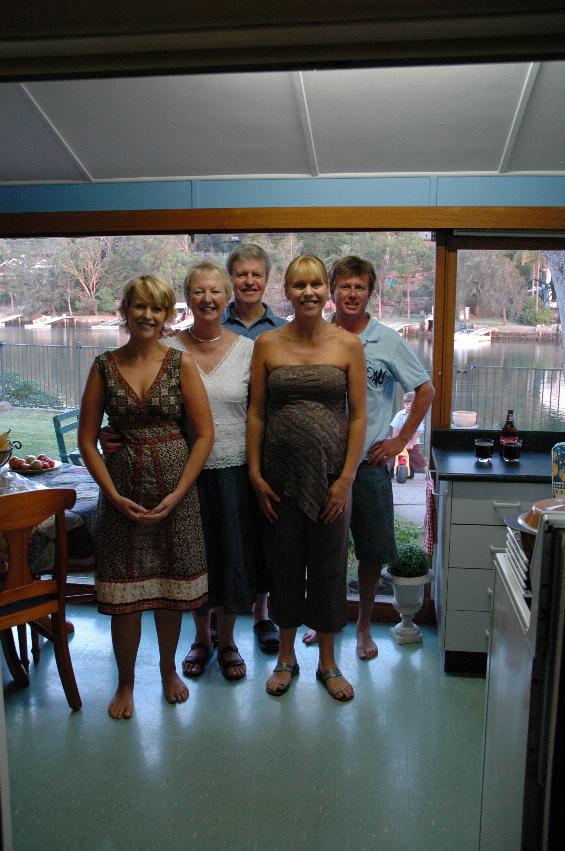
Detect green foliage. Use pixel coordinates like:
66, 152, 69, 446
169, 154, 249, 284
394, 517, 421, 547
388, 542, 429, 577
1, 370, 62, 407
519, 297, 553, 326
96, 286, 116, 313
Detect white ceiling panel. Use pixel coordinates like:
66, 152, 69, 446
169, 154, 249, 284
303, 65, 529, 174
507, 61, 565, 172
0, 62, 563, 184
25, 73, 310, 179
0, 84, 87, 182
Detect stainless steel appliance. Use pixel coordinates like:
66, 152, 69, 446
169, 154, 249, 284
480, 513, 565, 850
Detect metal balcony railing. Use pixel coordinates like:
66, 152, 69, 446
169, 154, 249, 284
2, 343, 564, 433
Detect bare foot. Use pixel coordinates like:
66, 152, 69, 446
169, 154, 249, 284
108, 685, 134, 720
162, 671, 189, 704
356, 628, 378, 661
302, 629, 318, 645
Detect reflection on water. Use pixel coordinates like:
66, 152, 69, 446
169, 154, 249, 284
1, 324, 128, 350
4, 325, 563, 372
405, 335, 564, 373
2, 325, 564, 426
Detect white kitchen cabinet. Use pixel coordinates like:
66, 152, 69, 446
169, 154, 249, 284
434, 478, 547, 673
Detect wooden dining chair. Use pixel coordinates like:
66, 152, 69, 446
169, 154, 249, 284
0, 489, 82, 711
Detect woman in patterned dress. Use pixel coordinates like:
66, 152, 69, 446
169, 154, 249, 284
78, 275, 214, 720
165, 261, 259, 682
247, 256, 367, 701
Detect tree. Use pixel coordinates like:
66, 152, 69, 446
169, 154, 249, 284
482, 254, 527, 323
457, 250, 527, 322
545, 251, 565, 371
55, 237, 114, 314
519, 296, 552, 326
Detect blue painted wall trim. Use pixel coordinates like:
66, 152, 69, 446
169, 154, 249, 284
1, 175, 565, 213
0, 181, 192, 213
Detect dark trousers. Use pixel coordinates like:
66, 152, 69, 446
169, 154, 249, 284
261, 495, 351, 633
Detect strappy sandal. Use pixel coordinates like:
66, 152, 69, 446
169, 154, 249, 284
181, 643, 213, 678
217, 644, 247, 681
316, 667, 354, 702
266, 661, 300, 696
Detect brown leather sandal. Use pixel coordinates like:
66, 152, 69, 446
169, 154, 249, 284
217, 644, 246, 681
181, 642, 213, 678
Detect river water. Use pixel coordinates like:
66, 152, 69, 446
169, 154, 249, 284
2, 323, 564, 428
3, 324, 563, 369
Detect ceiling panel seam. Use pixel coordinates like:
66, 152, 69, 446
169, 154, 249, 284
497, 62, 541, 174
292, 71, 319, 177
19, 83, 95, 182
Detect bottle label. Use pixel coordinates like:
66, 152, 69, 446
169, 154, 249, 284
552, 443, 565, 497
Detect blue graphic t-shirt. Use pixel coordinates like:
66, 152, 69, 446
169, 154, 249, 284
328, 313, 430, 459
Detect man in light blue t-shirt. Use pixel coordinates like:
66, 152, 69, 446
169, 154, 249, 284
303, 256, 434, 660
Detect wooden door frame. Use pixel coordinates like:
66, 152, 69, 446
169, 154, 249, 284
2, 204, 564, 625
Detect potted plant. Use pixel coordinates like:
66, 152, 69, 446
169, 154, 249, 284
382, 543, 432, 645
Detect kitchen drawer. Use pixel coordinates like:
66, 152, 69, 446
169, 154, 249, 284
445, 610, 491, 652
448, 524, 506, 568
450, 481, 549, 525
447, 567, 494, 611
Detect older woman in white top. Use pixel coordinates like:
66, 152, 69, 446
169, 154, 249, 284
165, 260, 260, 681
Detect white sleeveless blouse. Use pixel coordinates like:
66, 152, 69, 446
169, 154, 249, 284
164, 334, 253, 469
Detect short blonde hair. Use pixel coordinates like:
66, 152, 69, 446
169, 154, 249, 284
284, 255, 329, 291
119, 275, 176, 322
183, 261, 232, 301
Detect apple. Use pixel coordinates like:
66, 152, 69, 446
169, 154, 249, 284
25, 455, 36, 464
42, 461, 50, 469
37, 454, 47, 461
19, 462, 31, 471
47, 459, 56, 468
9, 457, 22, 469
30, 460, 43, 470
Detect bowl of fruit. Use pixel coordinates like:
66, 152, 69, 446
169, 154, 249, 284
9, 453, 61, 474
0, 430, 22, 471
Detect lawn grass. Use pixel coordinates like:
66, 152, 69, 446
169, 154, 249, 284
1, 407, 61, 459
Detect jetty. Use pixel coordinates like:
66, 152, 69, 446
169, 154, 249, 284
23, 314, 78, 329
91, 317, 122, 330
0, 314, 23, 327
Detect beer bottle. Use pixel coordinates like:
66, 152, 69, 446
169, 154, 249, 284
500, 409, 518, 447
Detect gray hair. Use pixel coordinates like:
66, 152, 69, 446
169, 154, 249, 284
226, 243, 271, 279
183, 261, 232, 301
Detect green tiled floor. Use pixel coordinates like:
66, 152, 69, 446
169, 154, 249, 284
3, 610, 485, 851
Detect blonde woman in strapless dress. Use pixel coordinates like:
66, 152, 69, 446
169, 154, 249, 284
247, 255, 367, 701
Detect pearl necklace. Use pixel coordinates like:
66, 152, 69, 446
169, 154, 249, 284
188, 328, 224, 343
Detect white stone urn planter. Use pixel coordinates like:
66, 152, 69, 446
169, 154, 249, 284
381, 568, 432, 645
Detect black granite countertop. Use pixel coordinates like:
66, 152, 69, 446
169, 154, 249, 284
432, 428, 558, 482
432, 447, 551, 482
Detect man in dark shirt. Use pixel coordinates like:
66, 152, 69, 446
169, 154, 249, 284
222, 244, 286, 653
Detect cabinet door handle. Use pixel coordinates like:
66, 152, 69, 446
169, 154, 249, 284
487, 587, 493, 596
485, 630, 491, 639
492, 501, 520, 509
490, 546, 506, 553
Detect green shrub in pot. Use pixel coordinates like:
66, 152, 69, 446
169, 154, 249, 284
388, 543, 429, 578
